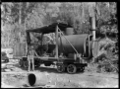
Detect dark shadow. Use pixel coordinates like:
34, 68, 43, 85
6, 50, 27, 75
36, 66, 84, 74
13, 62, 59, 73
35, 66, 60, 74
13, 63, 85, 74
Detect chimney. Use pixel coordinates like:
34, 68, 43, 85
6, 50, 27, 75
92, 16, 96, 41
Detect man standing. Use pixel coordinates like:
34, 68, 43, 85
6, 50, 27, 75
27, 45, 35, 71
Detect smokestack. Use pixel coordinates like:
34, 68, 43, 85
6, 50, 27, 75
92, 16, 96, 41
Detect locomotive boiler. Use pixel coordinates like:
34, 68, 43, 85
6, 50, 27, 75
58, 34, 93, 59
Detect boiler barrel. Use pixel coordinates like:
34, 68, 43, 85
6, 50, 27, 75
58, 34, 88, 55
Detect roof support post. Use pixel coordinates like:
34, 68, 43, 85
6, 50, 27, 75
26, 32, 30, 56
55, 25, 59, 59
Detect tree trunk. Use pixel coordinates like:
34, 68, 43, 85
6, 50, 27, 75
19, 3, 22, 25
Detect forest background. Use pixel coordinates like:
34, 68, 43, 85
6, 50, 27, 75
1, 2, 118, 72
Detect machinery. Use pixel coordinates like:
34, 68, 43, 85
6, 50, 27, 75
19, 22, 99, 74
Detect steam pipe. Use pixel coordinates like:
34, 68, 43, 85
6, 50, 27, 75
92, 16, 96, 41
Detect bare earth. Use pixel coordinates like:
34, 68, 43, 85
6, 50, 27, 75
1, 60, 119, 88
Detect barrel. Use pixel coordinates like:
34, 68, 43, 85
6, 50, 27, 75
27, 72, 49, 87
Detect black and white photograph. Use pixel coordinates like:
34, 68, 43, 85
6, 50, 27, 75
1, 2, 118, 88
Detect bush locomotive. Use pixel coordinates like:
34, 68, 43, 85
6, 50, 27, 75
19, 22, 100, 74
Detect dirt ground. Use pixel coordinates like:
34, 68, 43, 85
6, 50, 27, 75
1, 59, 119, 88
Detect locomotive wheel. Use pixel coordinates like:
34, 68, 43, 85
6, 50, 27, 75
67, 64, 77, 74
57, 63, 65, 73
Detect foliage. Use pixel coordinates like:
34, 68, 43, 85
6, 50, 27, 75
1, 2, 118, 60
1, 2, 117, 34
94, 37, 118, 73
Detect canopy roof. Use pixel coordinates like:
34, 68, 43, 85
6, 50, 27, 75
26, 22, 72, 34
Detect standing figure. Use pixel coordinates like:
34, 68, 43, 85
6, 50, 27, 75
27, 45, 35, 71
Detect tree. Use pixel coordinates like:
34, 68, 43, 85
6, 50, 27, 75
1, 2, 117, 55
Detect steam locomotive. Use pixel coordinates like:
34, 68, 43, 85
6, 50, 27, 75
19, 22, 100, 73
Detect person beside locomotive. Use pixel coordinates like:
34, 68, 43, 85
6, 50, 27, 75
27, 45, 38, 71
